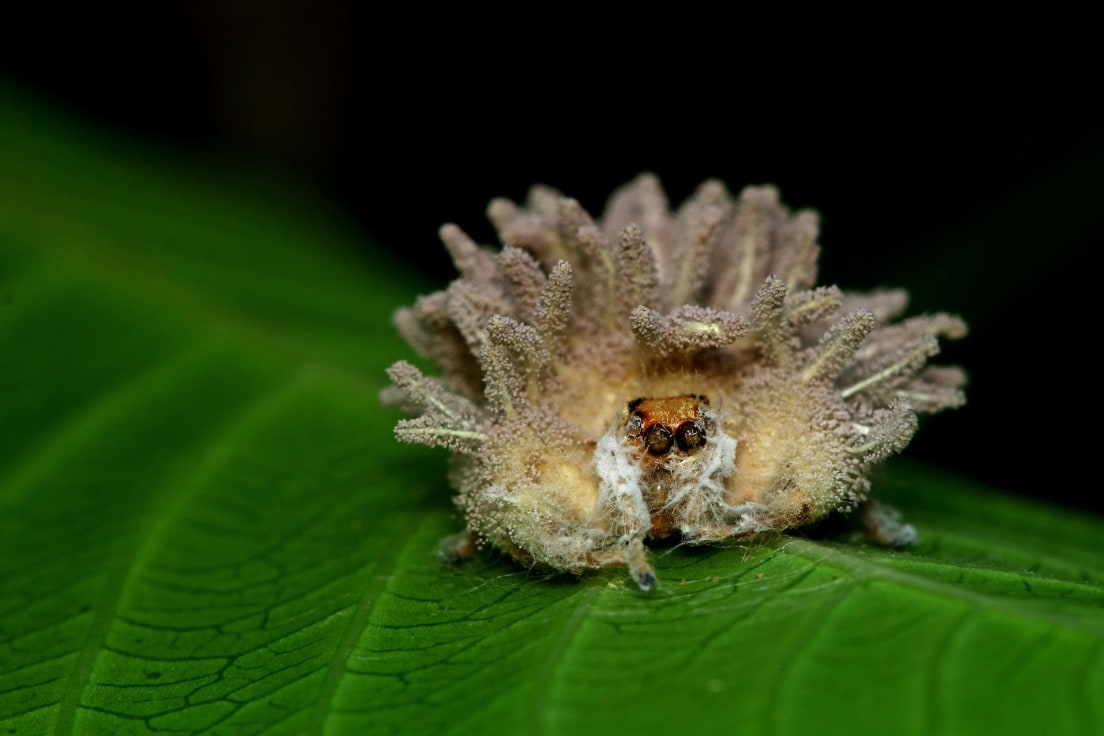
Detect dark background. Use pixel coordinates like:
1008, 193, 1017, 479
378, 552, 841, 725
2, 4, 1099, 512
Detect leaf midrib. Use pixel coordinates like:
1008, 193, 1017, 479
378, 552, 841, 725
778, 538, 1104, 633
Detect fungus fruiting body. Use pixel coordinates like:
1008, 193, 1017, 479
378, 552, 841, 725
384, 175, 966, 590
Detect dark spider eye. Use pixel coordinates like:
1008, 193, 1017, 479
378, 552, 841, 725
675, 421, 707, 452
642, 424, 674, 456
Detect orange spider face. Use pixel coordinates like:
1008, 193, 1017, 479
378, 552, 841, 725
624, 395, 714, 457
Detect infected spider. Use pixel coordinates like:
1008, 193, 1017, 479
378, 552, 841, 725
384, 175, 966, 590
589, 394, 741, 587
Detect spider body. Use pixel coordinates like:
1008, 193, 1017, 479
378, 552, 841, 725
619, 394, 721, 544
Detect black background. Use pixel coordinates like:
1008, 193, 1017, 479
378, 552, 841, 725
2, 5, 1100, 512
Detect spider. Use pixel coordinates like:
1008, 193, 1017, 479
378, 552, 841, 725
588, 393, 751, 589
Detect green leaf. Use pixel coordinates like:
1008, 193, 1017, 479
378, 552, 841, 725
2, 84, 1102, 736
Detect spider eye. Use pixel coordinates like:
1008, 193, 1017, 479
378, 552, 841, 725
642, 424, 674, 456
626, 412, 645, 437
675, 421, 707, 452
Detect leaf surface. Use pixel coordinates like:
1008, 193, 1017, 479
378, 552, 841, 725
1, 85, 1101, 736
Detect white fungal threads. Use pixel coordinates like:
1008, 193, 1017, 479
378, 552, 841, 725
590, 424, 653, 588
384, 175, 967, 590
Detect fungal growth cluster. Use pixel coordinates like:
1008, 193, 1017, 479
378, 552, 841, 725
384, 175, 966, 590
